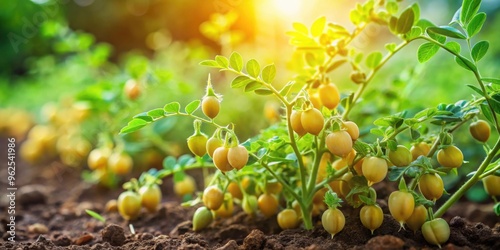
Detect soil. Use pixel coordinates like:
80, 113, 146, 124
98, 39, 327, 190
1, 138, 500, 249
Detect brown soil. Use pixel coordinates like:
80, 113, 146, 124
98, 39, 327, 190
1, 140, 500, 249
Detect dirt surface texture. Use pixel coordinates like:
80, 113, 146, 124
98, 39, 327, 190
1, 148, 500, 250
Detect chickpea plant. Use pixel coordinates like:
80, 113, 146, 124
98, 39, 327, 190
118, 0, 500, 247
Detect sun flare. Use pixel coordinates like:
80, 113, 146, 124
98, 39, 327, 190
273, 0, 302, 16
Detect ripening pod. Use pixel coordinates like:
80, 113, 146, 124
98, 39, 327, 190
108, 152, 133, 175
277, 209, 300, 229
187, 133, 208, 157
215, 193, 234, 218
202, 95, 220, 119
359, 205, 384, 234
421, 218, 450, 248
388, 145, 412, 167
410, 142, 430, 160
203, 186, 224, 210
227, 145, 249, 170
406, 205, 427, 233
300, 108, 325, 136
192, 206, 213, 231
257, 193, 279, 217
469, 120, 490, 142
321, 208, 345, 238
482, 175, 500, 196
362, 156, 388, 186
318, 83, 340, 110
437, 145, 463, 168
342, 121, 359, 140
418, 173, 444, 201
388, 191, 415, 229
308, 89, 323, 109
212, 147, 234, 172
124, 79, 141, 100
326, 131, 353, 157
206, 136, 223, 158
290, 110, 307, 137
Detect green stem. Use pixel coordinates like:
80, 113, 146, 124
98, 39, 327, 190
434, 139, 500, 217
479, 164, 500, 179
285, 105, 308, 195
306, 139, 327, 197
426, 134, 441, 158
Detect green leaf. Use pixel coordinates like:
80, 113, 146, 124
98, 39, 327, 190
467, 84, 484, 95
385, 43, 397, 52
411, 3, 420, 23
133, 113, 153, 122
120, 119, 148, 134
427, 26, 466, 39
244, 81, 261, 92
480, 103, 494, 123
428, 32, 446, 44
350, 9, 362, 25
417, 43, 439, 63
387, 140, 398, 151
292, 22, 309, 34
386, 1, 398, 14
164, 102, 181, 113
199, 60, 220, 68
406, 26, 422, 40
410, 129, 420, 140
246, 59, 260, 78
416, 19, 435, 31
311, 16, 326, 37
467, 12, 486, 37
147, 108, 165, 118
461, 0, 481, 25
185, 100, 201, 114
450, 8, 461, 25
163, 156, 176, 170
279, 81, 295, 96
324, 190, 342, 209
482, 77, 500, 85
494, 203, 500, 216
396, 7, 415, 34
471, 40, 489, 62
389, 16, 398, 33
85, 209, 106, 222
445, 41, 461, 54
455, 56, 477, 71
215, 55, 229, 68
365, 52, 383, 69
261, 64, 276, 84
254, 89, 273, 95
231, 75, 252, 88
229, 52, 243, 72
388, 167, 406, 181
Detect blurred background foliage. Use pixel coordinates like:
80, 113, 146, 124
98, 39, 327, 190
0, 0, 499, 195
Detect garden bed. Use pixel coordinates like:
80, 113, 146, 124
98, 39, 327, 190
1, 156, 499, 250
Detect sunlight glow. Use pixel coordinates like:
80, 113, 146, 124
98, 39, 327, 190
273, 0, 302, 17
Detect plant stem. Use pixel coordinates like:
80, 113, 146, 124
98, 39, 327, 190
285, 105, 308, 194
434, 138, 500, 217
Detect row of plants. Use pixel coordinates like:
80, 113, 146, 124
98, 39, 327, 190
109, 0, 500, 248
